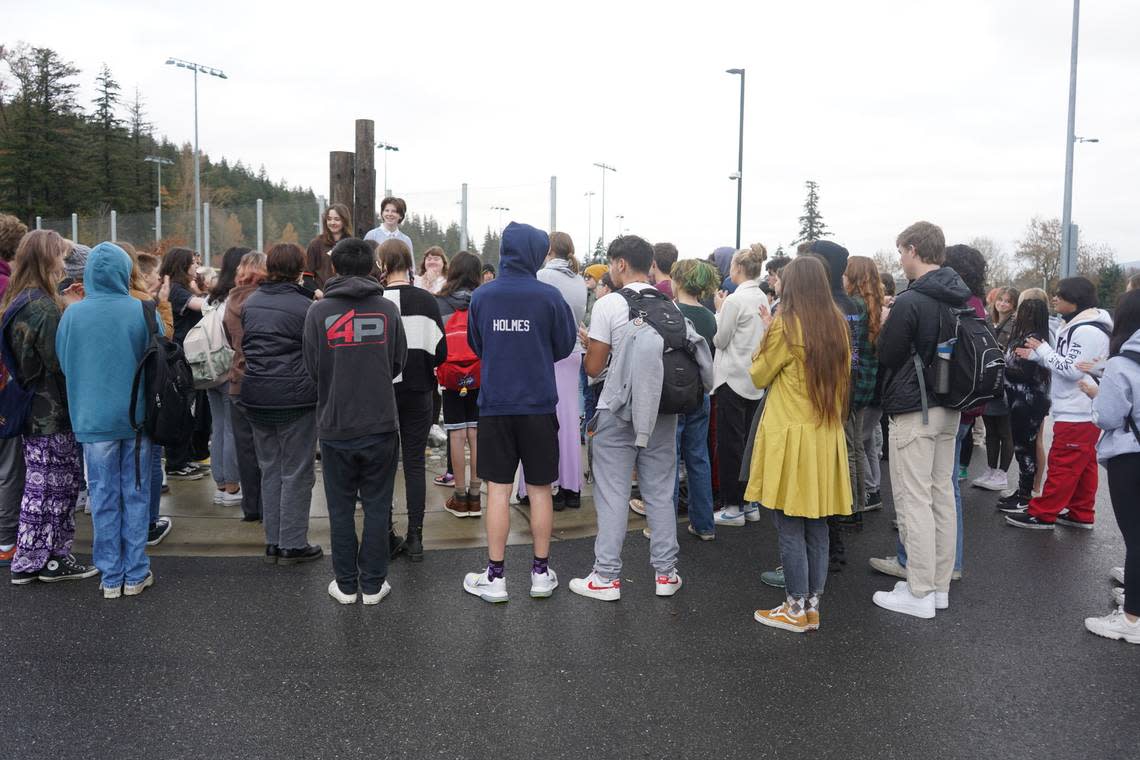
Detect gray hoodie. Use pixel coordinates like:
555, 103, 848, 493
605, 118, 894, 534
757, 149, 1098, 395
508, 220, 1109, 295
1092, 329, 1140, 463
537, 258, 588, 348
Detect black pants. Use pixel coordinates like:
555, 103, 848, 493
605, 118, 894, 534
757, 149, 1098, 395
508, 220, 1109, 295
959, 421, 975, 468
716, 384, 760, 508
1106, 453, 1140, 616
1008, 384, 1050, 496
320, 433, 398, 596
983, 414, 1014, 470
396, 387, 433, 529
229, 400, 263, 519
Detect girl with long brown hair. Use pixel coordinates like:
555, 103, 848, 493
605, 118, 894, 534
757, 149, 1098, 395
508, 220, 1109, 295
845, 255, 886, 508
2, 230, 95, 583
746, 256, 851, 634
303, 203, 352, 295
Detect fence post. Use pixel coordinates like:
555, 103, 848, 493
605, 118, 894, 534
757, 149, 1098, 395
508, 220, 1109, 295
460, 183, 468, 251
35, 216, 42, 230
155, 206, 161, 245
256, 199, 264, 252
203, 202, 211, 265
71, 213, 78, 242
550, 176, 557, 232
110, 210, 117, 242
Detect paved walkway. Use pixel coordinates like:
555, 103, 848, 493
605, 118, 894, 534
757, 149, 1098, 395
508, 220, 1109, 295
2, 456, 1134, 760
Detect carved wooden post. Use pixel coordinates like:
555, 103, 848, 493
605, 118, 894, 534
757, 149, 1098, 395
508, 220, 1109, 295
353, 119, 376, 237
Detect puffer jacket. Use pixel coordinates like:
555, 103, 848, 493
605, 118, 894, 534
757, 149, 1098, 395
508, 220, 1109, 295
240, 281, 317, 409
3, 290, 70, 435
877, 266, 972, 416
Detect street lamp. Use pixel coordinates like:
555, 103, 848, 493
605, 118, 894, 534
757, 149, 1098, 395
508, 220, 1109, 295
491, 205, 510, 231
144, 155, 174, 240
1058, 0, 1086, 278
593, 162, 616, 247
165, 56, 227, 257
726, 68, 745, 250
584, 191, 595, 256
377, 141, 399, 197
616, 214, 625, 235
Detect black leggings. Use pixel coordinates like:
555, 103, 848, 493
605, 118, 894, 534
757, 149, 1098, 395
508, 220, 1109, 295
1008, 384, 1050, 496
715, 384, 760, 508
1106, 453, 1140, 616
983, 414, 1014, 470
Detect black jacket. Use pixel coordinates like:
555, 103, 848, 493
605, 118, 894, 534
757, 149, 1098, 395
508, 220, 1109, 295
303, 276, 407, 441
240, 281, 317, 409
877, 267, 971, 415
809, 241, 864, 396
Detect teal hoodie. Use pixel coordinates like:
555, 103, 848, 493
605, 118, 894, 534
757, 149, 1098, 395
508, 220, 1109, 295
57, 242, 158, 442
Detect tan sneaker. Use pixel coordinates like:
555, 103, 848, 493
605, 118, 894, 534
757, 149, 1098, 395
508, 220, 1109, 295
754, 600, 809, 633
805, 594, 821, 631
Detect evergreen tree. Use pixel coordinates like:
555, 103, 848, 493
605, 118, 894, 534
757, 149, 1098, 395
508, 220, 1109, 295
126, 87, 152, 210
90, 63, 124, 205
793, 180, 830, 246
592, 237, 605, 264
481, 229, 501, 268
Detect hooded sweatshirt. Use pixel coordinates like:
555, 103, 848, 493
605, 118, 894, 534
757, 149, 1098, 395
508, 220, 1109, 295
467, 222, 577, 416
1092, 329, 1140, 462
809, 240, 865, 403
303, 275, 407, 441
877, 266, 972, 416
537, 257, 588, 353
56, 242, 157, 442
712, 246, 737, 294
1031, 306, 1112, 422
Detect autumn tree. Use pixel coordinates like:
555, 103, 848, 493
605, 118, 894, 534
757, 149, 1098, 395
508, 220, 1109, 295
968, 236, 1013, 288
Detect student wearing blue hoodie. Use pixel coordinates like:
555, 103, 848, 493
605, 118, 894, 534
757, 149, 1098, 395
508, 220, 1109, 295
1079, 288, 1140, 644
461, 222, 576, 603
57, 242, 160, 599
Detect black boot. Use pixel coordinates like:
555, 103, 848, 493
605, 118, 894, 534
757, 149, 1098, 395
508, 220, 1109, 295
389, 530, 406, 559
405, 527, 424, 562
562, 490, 581, 509
552, 489, 566, 512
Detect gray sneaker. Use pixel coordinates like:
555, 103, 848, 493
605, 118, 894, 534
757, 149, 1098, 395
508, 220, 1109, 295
760, 566, 785, 588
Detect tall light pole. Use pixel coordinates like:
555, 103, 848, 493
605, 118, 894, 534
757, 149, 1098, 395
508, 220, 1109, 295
726, 68, 745, 250
377, 141, 399, 197
144, 155, 174, 240
1059, 0, 1082, 278
584, 191, 595, 257
593, 162, 616, 247
491, 205, 510, 232
166, 57, 227, 255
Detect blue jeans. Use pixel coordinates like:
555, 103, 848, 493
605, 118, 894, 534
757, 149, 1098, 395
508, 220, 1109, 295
772, 510, 830, 598
898, 421, 967, 572
85, 437, 153, 588
674, 394, 714, 534
207, 385, 240, 486
149, 443, 162, 526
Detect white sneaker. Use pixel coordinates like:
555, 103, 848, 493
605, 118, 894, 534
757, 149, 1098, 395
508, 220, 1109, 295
873, 580, 936, 619
1084, 608, 1140, 643
463, 569, 508, 603
971, 468, 996, 488
123, 572, 154, 597
714, 506, 749, 527
1112, 586, 1125, 607
935, 591, 949, 610
530, 568, 558, 598
1110, 566, 1125, 585
220, 489, 243, 506
988, 470, 1009, 490
655, 570, 683, 597
569, 572, 621, 602
629, 498, 646, 516
869, 556, 908, 579
213, 490, 225, 504
328, 579, 357, 604
428, 424, 447, 447
362, 580, 392, 605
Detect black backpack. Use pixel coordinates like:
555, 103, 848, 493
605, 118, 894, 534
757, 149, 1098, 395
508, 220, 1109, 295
913, 303, 1005, 421
618, 287, 702, 415
129, 301, 195, 447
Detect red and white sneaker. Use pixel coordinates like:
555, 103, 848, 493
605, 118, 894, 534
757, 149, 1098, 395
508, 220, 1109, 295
569, 572, 621, 602
655, 570, 683, 597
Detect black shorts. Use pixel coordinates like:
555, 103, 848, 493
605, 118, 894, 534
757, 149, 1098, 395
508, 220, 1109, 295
477, 414, 559, 485
442, 388, 479, 430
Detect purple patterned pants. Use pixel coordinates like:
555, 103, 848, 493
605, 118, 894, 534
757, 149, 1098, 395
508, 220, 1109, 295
10, 432, 82, 574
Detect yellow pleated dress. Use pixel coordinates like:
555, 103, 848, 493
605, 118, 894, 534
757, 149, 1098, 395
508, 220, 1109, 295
742, 317, 852, 518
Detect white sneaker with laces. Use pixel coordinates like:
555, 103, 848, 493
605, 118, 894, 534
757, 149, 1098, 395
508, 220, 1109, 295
714, 506, 747, 527
935, 591, 949, 610
463, 569, 508, 603
869, 556, 908, 579
873, 580, 936, 619
213, 490, 225, 504
569, 572, 621, 601
220, 489, 243, 506
971, 468, 996, 488
362, 580, 392, 605
1110, 566, 1125, 585
328, 579, 357, 604
655, 570, 683, 597
530, 568, 558, 598
123, 572, 154, 597
1112, 586, 1125, 607
629, 498, 646, 516
1084, 608, 1140, 643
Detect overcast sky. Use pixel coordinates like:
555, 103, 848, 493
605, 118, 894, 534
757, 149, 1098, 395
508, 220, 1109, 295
6, 0, 1138, 267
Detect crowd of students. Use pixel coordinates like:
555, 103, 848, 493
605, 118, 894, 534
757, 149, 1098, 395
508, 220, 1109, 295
0, 203, 1135, 645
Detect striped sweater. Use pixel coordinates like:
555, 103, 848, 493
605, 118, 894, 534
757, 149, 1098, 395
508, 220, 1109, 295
383, 284, 446, 391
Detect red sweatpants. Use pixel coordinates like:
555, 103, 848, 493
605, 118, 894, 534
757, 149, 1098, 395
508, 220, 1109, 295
1028, 421, 1100, 523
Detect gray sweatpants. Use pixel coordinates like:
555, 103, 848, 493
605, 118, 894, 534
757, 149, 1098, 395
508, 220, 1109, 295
250, 410, 317, 551
0, 436, 25, 545
591, 410, 679, 579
